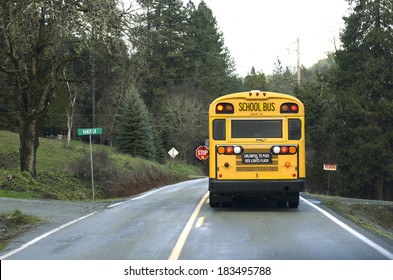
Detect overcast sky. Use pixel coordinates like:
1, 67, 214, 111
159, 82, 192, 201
190, 0, 350, 76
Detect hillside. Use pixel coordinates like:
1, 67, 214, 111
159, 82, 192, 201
0, 130, 203, 200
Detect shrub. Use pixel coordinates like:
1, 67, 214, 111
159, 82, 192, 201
68, 151, 186, 198
0, 169, 91, 200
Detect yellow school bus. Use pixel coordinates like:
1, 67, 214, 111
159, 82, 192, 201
208, 90, 305, 208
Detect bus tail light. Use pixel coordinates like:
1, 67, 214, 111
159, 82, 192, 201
289, 146, 297, 154
217, 146, 243, 155
272, 146, 297, 155
272, 146, 281, 154
281, 146, 289, 154
233, 146, 242, 154
217, 146, 225, 154
225, 146, 234, 154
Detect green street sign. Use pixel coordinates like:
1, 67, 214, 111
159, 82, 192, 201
78, 127, 103, 136
77, 127, 102, 200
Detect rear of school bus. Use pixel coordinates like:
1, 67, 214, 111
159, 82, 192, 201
208, 91, 305, 208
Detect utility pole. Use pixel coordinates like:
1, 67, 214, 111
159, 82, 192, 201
297, 38, 301, 85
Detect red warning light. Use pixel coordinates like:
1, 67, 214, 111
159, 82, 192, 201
281, 146, 289, 154
216, 103, 234, 114
225, 146, 234, 154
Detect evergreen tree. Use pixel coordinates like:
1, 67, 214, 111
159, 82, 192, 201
295, 78, 339, 195
267, 58, 296, 94
184, 1, 235, 101
116, 91, 156, 160
132, 0, 188, 108
243, 67, 267, 91
328, 0, 393, 199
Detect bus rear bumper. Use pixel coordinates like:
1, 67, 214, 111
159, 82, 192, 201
209, 178, 306, 194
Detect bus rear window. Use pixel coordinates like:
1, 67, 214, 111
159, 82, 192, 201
288, 119, 302, 140
231, 120, 282, 138
213, 119, 226, 140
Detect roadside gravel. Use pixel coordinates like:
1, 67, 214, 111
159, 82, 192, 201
0, 197, 115, 223
0, 197, 124, 254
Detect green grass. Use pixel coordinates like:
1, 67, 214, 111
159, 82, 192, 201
0, 130, 204, 200
0, 190, 42, 199
311, 194, 393, 243
0, 209, 41, 250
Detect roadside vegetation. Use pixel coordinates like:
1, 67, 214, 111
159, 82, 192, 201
0, 209, 41, 251
314, 195, 393, 243
0, 130, 204, 200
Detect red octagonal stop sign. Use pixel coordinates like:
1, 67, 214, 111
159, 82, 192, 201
195, 146, 209, 161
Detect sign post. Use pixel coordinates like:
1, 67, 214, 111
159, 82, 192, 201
78, 128, 102, 200
323, 164, 337, 195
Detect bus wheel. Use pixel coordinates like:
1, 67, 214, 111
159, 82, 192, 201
209, 193, 220, 207
288, 192, 300, 208
289, 200, 299, 208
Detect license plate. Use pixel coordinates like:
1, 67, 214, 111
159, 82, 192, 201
242, 153, 272, 164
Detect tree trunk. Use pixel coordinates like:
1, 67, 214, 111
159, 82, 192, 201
19, 118, 39, 177
64, 72, 77, 145
66, 108, 73, 144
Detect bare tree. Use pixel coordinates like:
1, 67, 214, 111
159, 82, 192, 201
0, 0, 131, 176
63, 69, 77, 145
160, 85, 208, 163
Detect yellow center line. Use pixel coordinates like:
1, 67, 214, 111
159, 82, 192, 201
168, 192, 209, 260
195, 217, 205, 228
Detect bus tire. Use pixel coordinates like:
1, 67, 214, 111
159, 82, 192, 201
289, 200, 299, 208
288, 192, 300, 208
209, 193, 220, 207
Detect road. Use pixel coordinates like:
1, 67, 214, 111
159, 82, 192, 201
1, 178, 392, 260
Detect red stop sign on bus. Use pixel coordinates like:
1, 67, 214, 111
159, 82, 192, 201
195, 146, 209, 161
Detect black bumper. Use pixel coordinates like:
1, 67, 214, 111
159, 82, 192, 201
209, 178, 306, 194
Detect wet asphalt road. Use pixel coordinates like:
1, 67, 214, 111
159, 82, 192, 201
1, 178, 392, 260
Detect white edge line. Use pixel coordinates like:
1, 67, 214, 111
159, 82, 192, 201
131, 188, 162, 201
108, 178, 208, 208
1, 178, 208, 258
0, 211, 98, 260
300, 196, 393, 260
108, 187, 165, 208
107, 202, 125, 208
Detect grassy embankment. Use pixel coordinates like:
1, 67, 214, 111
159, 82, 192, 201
0, 210, 41, 251
313, 194, 393, 243
0, 130, 203, 200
